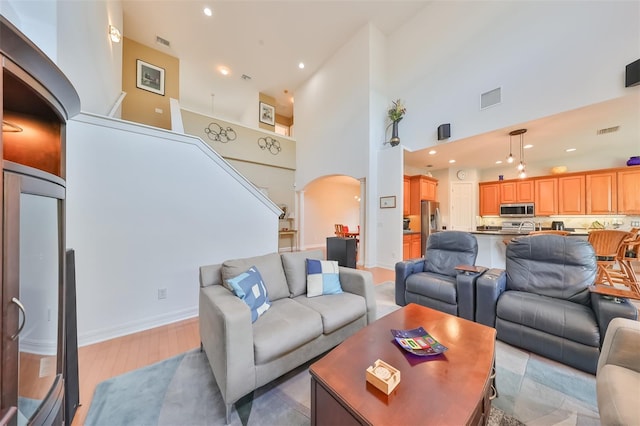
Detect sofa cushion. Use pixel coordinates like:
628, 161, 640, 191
281, 249, 323, 297
294, 292, 366, 334
252, 298, 323, 364
597, 364, 640, 425
224, 266, 271, 323
405, 272, 457, 304
497, 291, 600, 347
306, 259, 343, 297
222, 252, 290, 301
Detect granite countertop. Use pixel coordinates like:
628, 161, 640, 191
472, 228, 589, 236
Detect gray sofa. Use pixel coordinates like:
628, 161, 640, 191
395, 231, 486, 321
198, 249, 376, 422
476, 235, 638, 374
596, 317, 640, 425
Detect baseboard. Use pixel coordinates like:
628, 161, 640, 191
77, 307, 198, 347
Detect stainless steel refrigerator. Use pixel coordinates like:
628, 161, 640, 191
421, 200, 441, 256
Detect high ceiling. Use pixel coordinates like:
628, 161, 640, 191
121, 1, 639, 173
121, 0, 428, 120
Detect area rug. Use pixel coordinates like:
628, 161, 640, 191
86, 281, 599, 426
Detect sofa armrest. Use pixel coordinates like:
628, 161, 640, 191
597, 317, 640, 374
339, 267, 376, 324
395, 259, 426, 306
475, 268, 506, 327
199, 284, 256, 406
591, 293, 638, 346
455, 265, 488, 321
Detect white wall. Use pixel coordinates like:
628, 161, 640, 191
66, 114, 279, 346
388, 1, 639, 153
1, 0, 58, 62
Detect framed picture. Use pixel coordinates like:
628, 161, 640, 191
259, 101, 275, 126
136, 59, 165, 96
380, 196, 396, 209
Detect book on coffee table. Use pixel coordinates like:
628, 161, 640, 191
391, 327, 448, 356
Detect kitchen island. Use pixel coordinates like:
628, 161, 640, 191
472, 228, 589, 269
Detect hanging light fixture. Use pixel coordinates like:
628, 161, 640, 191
509, 128, 527, 178
506, 132, 514, 163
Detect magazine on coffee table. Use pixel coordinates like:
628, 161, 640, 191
391, 327, 448, 356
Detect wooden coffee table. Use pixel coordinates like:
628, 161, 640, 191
309, 303, 497, 425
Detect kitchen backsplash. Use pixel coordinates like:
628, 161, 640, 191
477, 215, 640, 231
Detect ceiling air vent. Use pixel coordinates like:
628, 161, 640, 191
480, 87, 501, 110
597, 126, 620, 135
156, 36, 170, 47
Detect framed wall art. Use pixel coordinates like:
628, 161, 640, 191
259, 101, 275, 126
380, 196, 396, 209
136, 59, 165, 96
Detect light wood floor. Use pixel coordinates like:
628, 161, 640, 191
70, 266, 394, 426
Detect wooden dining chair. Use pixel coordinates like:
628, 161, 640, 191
608, 228, 640, 294
334, 224, 346, 237
587, 230, 632, 287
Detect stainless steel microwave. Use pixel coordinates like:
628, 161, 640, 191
500, 203, 535, 217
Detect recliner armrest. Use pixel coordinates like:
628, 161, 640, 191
395, 259, 426, 306
475, 268, 507, 327
591, 293, 638, 346
339, 267, 377, 324
455, 265, 489, 321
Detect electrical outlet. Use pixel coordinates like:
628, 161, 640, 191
158, 288, 167, 300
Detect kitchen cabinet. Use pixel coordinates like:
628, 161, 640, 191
479, 183, 500, 216
500, 180, 534, 203
403, 233, 421, 260
409, 175, 437, 215
617, 167, 640, 214
534, 178, 558, 215
558, 175, 585, 215
586, 171, 617, 214
403, 176, 410, 216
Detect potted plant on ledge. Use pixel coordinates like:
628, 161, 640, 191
388, 99, 406, 146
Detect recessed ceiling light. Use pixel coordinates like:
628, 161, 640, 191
203, 7, 213, 16
496, 160, 503, 164
428, 150, 437, 155
449, 159, 456, 164
524, 144, 533, 149
298, 62, 305, 69
218, 66, 230, 76
566, 148, 577, 152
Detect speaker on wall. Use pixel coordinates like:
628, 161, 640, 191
625, 59, 640, 87
437, 123, 451, 140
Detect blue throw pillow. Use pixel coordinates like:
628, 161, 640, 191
224, 266, 271, 322
306, 259, 343, 297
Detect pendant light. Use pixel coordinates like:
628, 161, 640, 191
506, 133, 514, 163
509, 129, 527, 178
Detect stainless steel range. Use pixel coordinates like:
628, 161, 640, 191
501, 220, 537, 233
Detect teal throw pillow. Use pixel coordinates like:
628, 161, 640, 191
225, 266, 271, 322
306, 259, 343, 297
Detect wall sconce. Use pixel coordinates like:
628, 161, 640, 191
109, 25, 122, 43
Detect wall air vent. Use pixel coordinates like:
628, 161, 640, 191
597, 126, 620, 135
480, 87, 501, 110
156, 36, 170, 47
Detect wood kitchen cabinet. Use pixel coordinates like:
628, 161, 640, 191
500, 180, 534, 203
586, 171, 617, 214
534, 178, 558, 215
558, 175, 586, 215
617, 167, 640, 214
403, 233, 421, 260
403, 176, 410, 216
409, 175, 437, 215
479, 183, 500, 216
